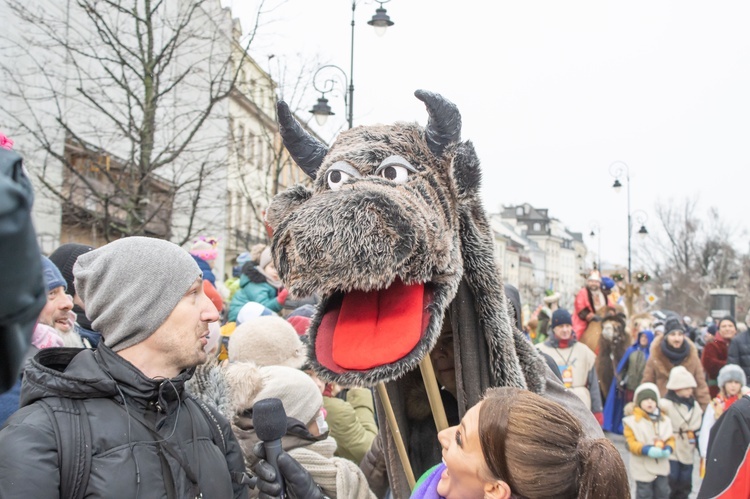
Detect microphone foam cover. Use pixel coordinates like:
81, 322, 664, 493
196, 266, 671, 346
253, 398, 288, 441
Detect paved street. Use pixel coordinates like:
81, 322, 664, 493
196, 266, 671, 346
607, 432, 702, 498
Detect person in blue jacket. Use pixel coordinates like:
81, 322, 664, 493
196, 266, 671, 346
603, 329, 655, 433
227, 247, 288, 321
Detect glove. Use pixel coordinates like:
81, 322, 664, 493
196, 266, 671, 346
277, 288, 289, 305
252, 443, 325, 499
590, 315, 602, 322
663, 446, 673, 457
644, 446, 668, 459
593, 412, 604, 427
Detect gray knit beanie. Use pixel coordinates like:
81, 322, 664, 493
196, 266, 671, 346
74, 237, 201, 351
254, 366, 323, 426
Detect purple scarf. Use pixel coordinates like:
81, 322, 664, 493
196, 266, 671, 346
411, 463, 446, 499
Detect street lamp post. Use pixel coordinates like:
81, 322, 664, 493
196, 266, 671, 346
589, 221, 601, 271
309, 0, 394, 129
610, 161, 649, 316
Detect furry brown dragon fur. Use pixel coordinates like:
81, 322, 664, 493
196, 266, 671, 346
265, 90, 546, 392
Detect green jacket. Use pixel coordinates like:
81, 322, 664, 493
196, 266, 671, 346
323, 388, 378, 464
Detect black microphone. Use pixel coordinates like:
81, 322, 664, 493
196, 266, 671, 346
253, 398, 288, 498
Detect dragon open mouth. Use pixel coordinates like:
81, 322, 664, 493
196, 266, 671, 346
316, 278, 433, 373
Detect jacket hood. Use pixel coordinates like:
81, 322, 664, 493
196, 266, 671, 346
240, 264, 267, 285
21, 345, 194, 409
635, 330, 655, 349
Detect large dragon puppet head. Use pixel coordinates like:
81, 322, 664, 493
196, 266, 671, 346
266, 90, 544, 392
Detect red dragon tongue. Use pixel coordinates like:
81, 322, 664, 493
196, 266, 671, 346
331, 279, 424, 370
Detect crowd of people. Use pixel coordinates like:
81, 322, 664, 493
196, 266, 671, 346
0, 235, 637, 499
2, 230, 749, 498
3, 91, 749, 499
523, 269, 750, 499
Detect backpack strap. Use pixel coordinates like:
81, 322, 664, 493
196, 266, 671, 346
38, 398, 93, 499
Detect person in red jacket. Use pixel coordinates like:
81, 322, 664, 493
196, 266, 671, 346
573, 270, 613, 343
702, 316, 737, 398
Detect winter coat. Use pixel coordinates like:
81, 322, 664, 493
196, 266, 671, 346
660, 397, 702, 464
702, 338, 729, 398
228, 266, 282, 321
537, 337, 603, 412
641, 335, 710, 410
323, 388, 378, 464
698, 395, 750, 499
192, 254, 216, 286
619, 330, 655, 391
623, 406, 675, 482
603, 331, 656, 434
0, 346, 248, 498
727, 329, 750, 385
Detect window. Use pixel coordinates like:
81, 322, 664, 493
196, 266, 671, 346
237, 124, 246, 158
532, 222, 541, 232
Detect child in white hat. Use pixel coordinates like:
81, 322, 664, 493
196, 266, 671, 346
660, 366, 703, 499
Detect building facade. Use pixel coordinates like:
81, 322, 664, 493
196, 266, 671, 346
495, 203, 589, 311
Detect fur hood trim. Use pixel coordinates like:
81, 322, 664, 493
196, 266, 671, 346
224, 361, 264, 413
241, 264, 267, 284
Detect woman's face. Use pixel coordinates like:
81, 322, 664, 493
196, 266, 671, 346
725, 380, 742, 397
666, 330, 685, 349
437, 402, 493, 499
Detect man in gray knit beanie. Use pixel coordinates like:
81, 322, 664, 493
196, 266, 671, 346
75, 236, 203, 352
0, 236, 250, 498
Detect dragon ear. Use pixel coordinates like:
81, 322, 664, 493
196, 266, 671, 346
277, 101, 328, 178
452, 140, 482, 198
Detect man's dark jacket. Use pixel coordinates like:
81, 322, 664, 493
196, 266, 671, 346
0, 345, 248, 498
727, 329, 750, 385
698, 394, 750, 498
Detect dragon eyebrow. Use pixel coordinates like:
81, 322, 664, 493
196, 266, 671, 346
374, 155, 419, 175
327, 161, 363, 178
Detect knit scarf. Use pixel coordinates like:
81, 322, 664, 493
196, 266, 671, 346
411, 463, 446, 499
288, 437, 375, 499
660, 338, 689, 365
665, 390, 695, 409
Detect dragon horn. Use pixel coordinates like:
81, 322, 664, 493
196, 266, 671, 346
415, 89, 462, 157
277, 101, 328, 178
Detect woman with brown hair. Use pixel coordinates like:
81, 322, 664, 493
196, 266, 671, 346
411, 387, 629, 499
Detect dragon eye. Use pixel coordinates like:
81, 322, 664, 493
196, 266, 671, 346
375, 155, 416, 184
380, 165, 409, 184
379, 164, 409, 183
327, 169, 353, 191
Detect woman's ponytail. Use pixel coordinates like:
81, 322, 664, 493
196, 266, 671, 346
578, 438, 630, 499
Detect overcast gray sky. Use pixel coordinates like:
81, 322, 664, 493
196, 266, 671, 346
224, 0, 750, 270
